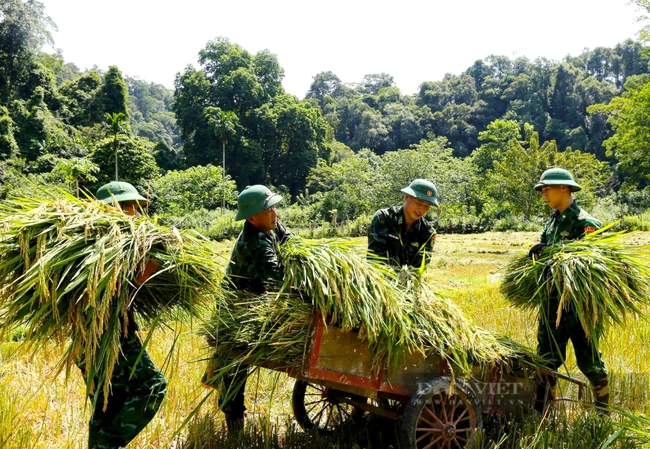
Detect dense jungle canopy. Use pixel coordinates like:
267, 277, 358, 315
3, 0, 650, 233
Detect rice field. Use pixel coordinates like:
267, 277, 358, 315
1, 231, 649, 448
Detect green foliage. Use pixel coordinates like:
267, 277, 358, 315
89, 134, 159, 189
173, 37, 328, 192
98, 65, 129, 118
50, 157, 99, 197
589, 74, 650, 187
0, 105, 18, 158
151, 165, 237, 215
0, 0, 56, 104
126, 76, 181, 150
484, 123, 610, 219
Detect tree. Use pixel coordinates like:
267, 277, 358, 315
472, 119, 522, 174
0, 0, 56, 104
90, 134, 159, 190
0, 105, 19, 158
588, 74, 650, 187
99, 66, 129, 118
104, 112, 127, 181
205, 107, 238, 211
151, 164, 237, 215
487, 124, 609, 219
51, 157, 99, 196
306, 71, 343, 107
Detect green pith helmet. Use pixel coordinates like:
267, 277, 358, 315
534, 168, 582, 192
401, 179, 439, 207
235, 185, 282, 221
96, 181, 148, 205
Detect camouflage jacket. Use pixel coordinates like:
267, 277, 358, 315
540, 201, 602, 245
225, 220, 294, 293
367, 205, 436, 267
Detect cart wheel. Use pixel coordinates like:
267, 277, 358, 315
292, 380, 364, 432
400, 376, 482, 449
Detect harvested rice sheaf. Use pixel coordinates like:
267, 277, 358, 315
204, 238, 533, 380
500, 230, 650, 341
0, 188, 226, 398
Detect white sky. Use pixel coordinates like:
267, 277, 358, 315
40, 0, 643, 98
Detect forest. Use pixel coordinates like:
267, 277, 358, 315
2, 0, 650, 236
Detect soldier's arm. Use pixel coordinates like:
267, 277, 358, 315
249, 240, 285, 291
367, 210, 391, 262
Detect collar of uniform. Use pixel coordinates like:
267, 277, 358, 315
556, 201, 580, 223
396, 205, 406, 227
242, 219, 271, 241
397, 204, 423, 232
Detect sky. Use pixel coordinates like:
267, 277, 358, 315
40, 0, 644, 98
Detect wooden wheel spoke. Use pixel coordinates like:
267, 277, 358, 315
421, 408, 445, 427
418, 433, 444, 449
438, 392, 449, 422
325, 404, 334, 427
453, 406, 469, 426
447, 394, 460, 418
424, 402, 447, 426
311, 405, 326, 424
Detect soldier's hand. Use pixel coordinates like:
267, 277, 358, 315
528, 243, 549, 260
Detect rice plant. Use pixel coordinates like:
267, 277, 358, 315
500, 230, 650, 342
0, 188, 227, 402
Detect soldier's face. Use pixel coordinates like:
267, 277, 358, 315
403, 195, 431, 225
248, 206, 278, 234
120, 200, 141, 217
541, 185, 567, 209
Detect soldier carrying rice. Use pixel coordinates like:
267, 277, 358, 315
82, 181, 167, 449
202, 184, 294, 432
529, 168, 609, 414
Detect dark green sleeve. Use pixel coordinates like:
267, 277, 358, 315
367, 210, 391, 262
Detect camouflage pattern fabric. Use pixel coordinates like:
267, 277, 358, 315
367, 205, 436, 267
84, 330, 167, 449
539, 201, 602, 245
536, 201, 607, 383
215, 220, 293, 421
225, 220, 293, 293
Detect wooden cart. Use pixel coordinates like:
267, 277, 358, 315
281, 314, 586, 449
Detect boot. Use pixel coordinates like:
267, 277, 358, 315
592, 377, 610, 415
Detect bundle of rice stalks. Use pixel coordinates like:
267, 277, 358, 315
201, 292, 312, 373
278, 238, 520, 372
0, 188, 226, 398
500, 230, 650, 341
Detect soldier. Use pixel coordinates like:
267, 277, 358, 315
529, 168, 609, 414
211, 185, 293, 431
367, 178, 438, 268
82, 181, 167, 449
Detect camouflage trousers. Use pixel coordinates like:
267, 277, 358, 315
80, 333, 167, 449
536, 297, 608, 383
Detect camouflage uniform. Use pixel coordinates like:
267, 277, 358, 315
534, 201, 609, 412
226, 220, 293, 292
80, 312, 167, 449
536, 201, 607, 381
367, 205, 436, 267
218, 220, 293, 423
